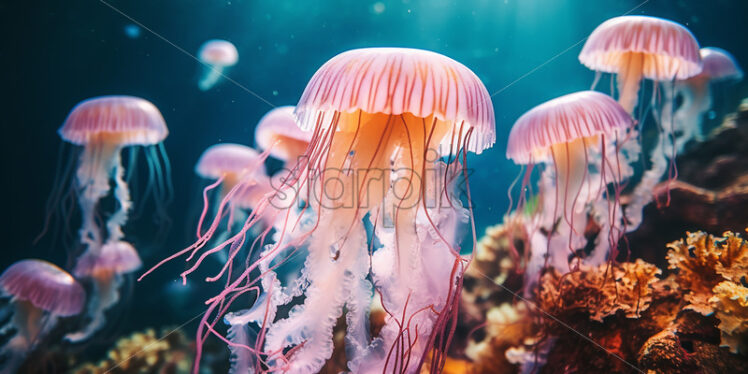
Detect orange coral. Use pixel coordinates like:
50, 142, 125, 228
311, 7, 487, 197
538, 259, 661, 323
710, 281, 748, 354
667, 230, 748, 315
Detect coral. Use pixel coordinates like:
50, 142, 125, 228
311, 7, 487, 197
464, 302, 534, 374
710, 281, 748, 354
462, 215, 528, 321
666, 230, 748, 315
72, 328, 191, 374
538, 259, 661, 323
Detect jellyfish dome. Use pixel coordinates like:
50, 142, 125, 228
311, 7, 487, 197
255, 106, 312, 166
196, 143, 266, 189
0, 259, 84, 372
507, 91, 633, 282
197, 39, 239, 91
143, 47, 495, 374
579, 15, 702, 114
699, 47, 744, 81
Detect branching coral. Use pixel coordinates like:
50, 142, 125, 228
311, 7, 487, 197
538, 259, 661, 323
73, 328, 191, 374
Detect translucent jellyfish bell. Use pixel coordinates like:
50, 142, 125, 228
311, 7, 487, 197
0, 260, 84, 372
197, 39, 239, 91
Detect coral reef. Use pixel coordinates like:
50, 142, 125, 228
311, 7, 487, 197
72, 328, 191, 374
462, 215, 527, 322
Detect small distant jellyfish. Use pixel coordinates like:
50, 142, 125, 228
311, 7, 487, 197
66, 240, 141, 342
57, 96, 169, 341
506, 91, 633, 287
197, 39, 239, 91
143, 48, 495, 374
673, 47, 743, 148
0, 259, 85, 372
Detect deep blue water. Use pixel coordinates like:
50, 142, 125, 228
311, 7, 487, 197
2, 0, 747, 351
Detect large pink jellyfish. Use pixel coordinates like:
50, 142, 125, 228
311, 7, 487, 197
579, 16, 703, 231
144, 47, 495, 373
0, 259, 84, 373
672, 47, 743, 149
198, 39, 239, 91
57, 95, 169, 341
506, 91, 633, 287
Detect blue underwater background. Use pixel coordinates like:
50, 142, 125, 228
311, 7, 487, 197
2, 0, 748, 369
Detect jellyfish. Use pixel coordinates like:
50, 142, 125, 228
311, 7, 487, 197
58, 95, 169, 249
57, 95, 169, 341
506, 91, 633, 287
195, 143, 269, 237
143, 47, 495, 373
65, 240, 141, 342
255, 105, 313, 170
0, 259, 85, 373
672, 47, 743, 149
578, 16, 703, 232
197, 39, 239, 91
579, 15, 702, 115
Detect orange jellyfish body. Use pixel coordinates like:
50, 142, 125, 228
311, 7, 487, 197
145, 48, 495, 374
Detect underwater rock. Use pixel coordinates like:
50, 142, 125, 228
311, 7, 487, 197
625, 99, 748, 264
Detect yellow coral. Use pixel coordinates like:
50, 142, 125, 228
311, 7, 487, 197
465, 302, 535, 374
538, 259, 661, 322
710, 281, 748, 354
667, 230, 748, 315
73, 328, 191, 374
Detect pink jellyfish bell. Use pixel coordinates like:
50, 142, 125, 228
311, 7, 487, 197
254, 106, 312, 168
579, 15, 702, 114
507, 91, 633, 284
674, 47, 743, 145
197, 39, 239, 91
0, 259, 84, 372
65, 240, 141, 342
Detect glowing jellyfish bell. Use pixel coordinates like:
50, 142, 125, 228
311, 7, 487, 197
0, 259, 84, 372
579, 15, 702, 114
197, 39, 239, 91
507, 91, 633, 282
